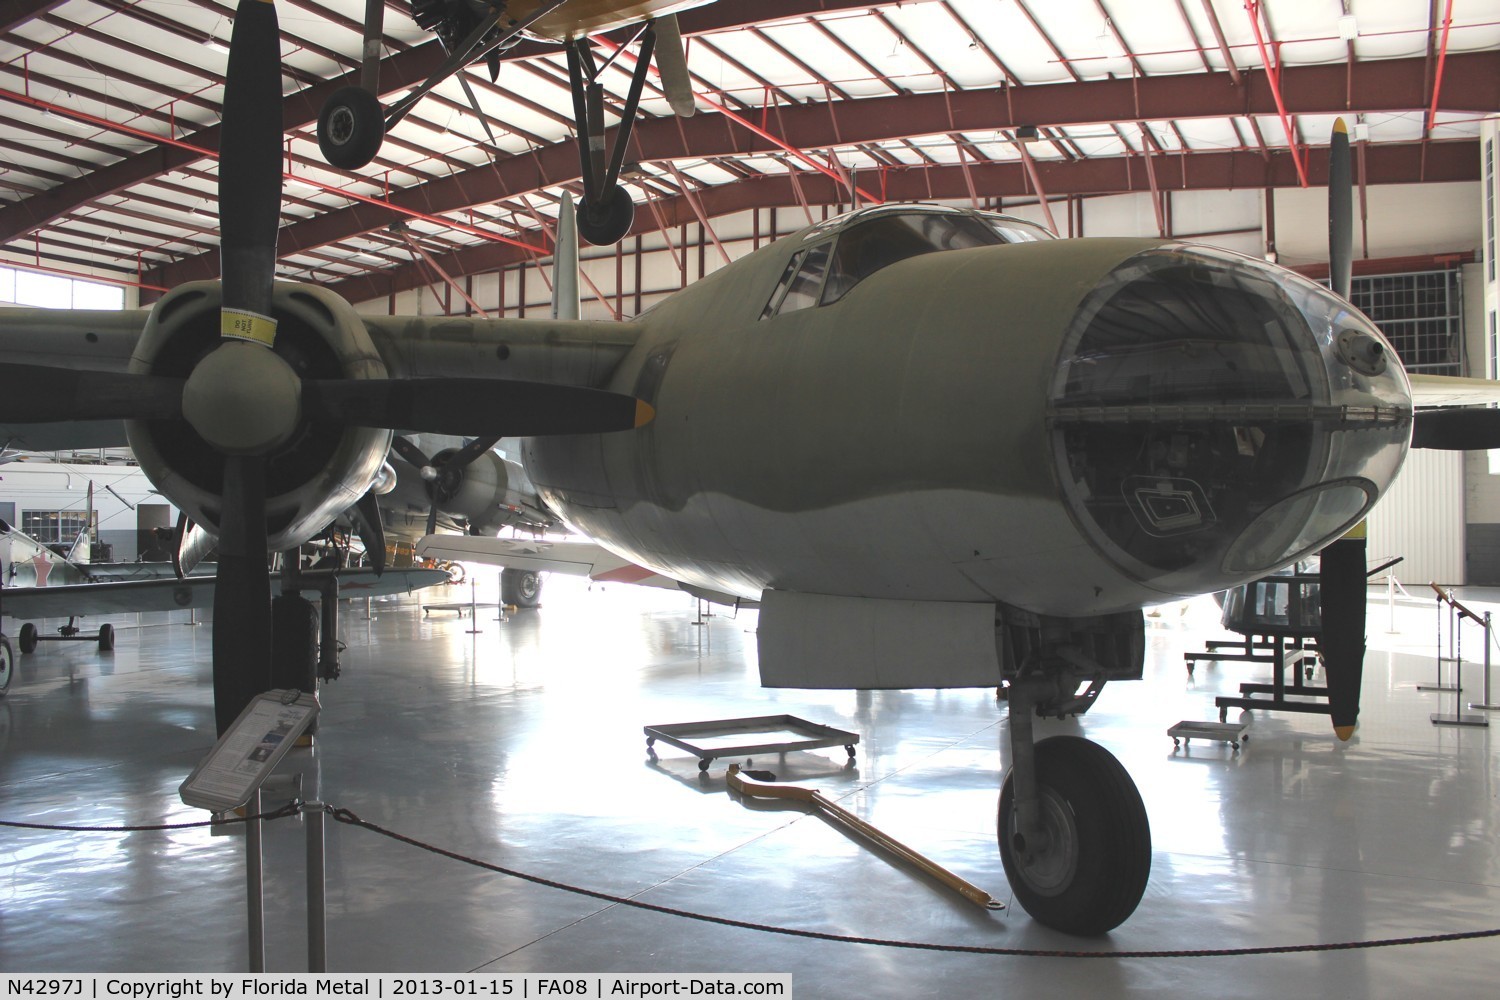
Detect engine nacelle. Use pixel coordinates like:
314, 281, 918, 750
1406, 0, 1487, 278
125, 281, 393, 552
387, 440, 552, 535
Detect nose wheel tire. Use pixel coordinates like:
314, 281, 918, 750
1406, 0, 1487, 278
318, 86, 385, 171
18, 622, 37, 655
998, 735, 1151, 935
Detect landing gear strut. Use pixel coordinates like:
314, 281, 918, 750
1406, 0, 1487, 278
565, 23, 658, 246
996, 620, 1152, 935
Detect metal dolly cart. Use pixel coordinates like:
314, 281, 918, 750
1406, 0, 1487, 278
645, 714, 859, 772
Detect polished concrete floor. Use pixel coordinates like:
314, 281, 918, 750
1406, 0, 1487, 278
3, 574, 1499, 997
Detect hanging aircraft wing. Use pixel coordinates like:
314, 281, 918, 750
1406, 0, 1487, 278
0, 566, 448, 619
415, 534, 682, 590
1409, 373, 1500, 407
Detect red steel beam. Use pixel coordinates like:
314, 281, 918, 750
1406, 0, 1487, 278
131, 52, 1498, 289
1245, 0, 1308, 186
325, 139, 1479, 305
1426, 0, 1456, 132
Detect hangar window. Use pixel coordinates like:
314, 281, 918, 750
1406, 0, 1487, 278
21, 510, 96, 548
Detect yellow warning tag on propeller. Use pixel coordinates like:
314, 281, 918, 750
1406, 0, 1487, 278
221, 309, 277, 347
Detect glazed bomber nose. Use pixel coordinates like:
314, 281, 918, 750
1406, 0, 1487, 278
1046, 245, 1410, 599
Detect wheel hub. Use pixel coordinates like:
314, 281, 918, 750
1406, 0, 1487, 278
1011, 787, 1079, 897
327, 107, 355, 145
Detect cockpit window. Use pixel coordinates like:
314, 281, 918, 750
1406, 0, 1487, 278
761, 243, 831, 318
979, 214, 1052, 244
761, 209, 1054, 319
818, 212, 1009, 305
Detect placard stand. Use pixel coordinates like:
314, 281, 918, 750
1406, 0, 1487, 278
180, 689, 323, 971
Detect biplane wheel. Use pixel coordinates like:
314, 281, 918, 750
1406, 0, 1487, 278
998, 736, 1151, 936
318, 86, 385, 171
18, 622, 38, 655
98, 623, 115, 652
576, 187, 635, 246
0, 635, 12, 696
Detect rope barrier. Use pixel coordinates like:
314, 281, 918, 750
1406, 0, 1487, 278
7, 801, 1499, 960
0, 800, 301, 832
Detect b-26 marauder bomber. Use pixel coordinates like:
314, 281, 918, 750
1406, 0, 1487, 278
0, 1, 1494, 937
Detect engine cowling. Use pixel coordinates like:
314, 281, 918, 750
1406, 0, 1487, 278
125, 281, 393, 552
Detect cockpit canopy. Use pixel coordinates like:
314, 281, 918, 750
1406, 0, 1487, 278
762, 205, 1052, 319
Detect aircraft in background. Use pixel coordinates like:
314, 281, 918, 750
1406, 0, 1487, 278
0, 508, 449, 699
1, 3, 1497, 935
317, 0, 710, 245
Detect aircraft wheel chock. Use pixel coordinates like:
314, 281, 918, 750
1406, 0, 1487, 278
18, 622, 38, 655
998, 735, 1151, 935
576, 187, 635, 246
318, 86, 385, 170
0, 635, 13, 695
98, 623, 115, 652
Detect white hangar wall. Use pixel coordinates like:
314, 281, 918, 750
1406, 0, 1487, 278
0, 461, 173, 564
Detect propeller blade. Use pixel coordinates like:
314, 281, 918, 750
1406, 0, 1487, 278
212, 454, 273, 736
389, 434, 432, 470
445, 434, 500, 471
205, 0, 285, 736
350, 490, 387, 576
219, 0, 284, 339
301, 378, 655, 437
1411, 408, 1500, 450
1328, 118, 1353, 301
0, 364, 184, 422
173, 514, 218, 579
426, 504, 439, 538
655, 15, 696, 118
1318, 532, 1368, 740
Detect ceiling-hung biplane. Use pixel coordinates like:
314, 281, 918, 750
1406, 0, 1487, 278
3, 3, 1499, 937
316, 0, 708, 246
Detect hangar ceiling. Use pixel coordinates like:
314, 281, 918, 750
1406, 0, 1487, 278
0, 0, 1495, 307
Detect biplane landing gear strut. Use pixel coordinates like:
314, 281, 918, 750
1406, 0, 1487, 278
566, 23, 655, 246
317, 0, 569, 171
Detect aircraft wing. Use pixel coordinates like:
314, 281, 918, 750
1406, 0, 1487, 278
0, 307, 146, 451
415, 534, 683, 590
359, 314, 642, 389
0, 567, 449, 619
1410, 374, 1500, 407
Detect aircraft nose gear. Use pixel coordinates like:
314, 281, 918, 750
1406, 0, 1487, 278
1000, 680, 1151, 935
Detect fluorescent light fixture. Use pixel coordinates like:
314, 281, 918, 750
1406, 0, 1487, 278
205, 38, 231, 55
42, 109, 92, 132
1337, 15, 1358, 41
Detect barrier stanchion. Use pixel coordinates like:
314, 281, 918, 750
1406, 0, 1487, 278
1429, 585, 1488, 728
1419, 586, 1460, 692
1471, 611, 1500, 712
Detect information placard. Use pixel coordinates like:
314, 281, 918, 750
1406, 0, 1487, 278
179, 689, 320, 813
